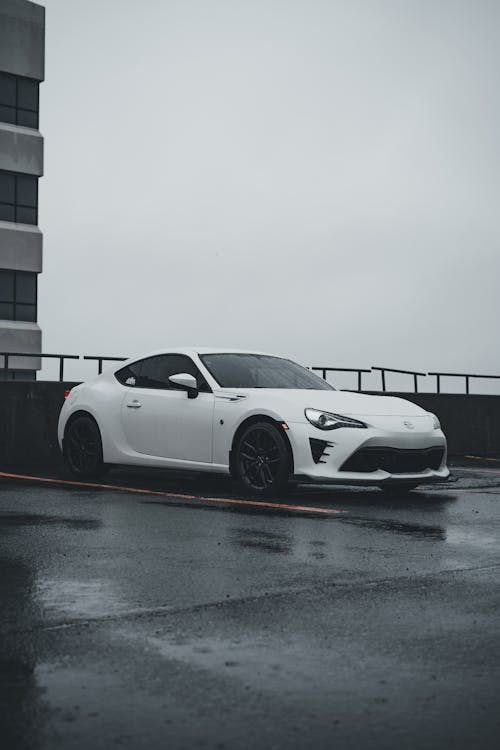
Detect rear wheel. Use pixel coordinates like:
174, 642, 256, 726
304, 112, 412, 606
234, 421, 290, 496
64, 416, 107, 479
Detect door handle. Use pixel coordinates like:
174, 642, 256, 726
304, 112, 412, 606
126, 400, 142, 409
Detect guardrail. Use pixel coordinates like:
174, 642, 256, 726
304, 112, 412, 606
372, 366, 427, 393
1, 352, 500, 393
0, 352, 124, 381
83, 355, 127, 374
310, 367, 371, 392
311, 365, 500, 394
0, 352, 79, 381
428, 371, 500, 395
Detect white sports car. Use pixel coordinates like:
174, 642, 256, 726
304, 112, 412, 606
58, 348, 449, 494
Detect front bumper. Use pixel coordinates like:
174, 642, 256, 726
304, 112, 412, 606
287, 418, 449, 486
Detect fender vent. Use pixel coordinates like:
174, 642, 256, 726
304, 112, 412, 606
309, 438, 332, 464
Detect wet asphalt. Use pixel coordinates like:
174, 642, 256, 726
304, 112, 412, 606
1, 461, 499, 750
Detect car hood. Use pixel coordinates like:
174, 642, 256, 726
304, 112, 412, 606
225, 389, 429, 419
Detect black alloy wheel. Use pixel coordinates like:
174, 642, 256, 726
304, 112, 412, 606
64, 416, 107, 479
235, 421, 290, 495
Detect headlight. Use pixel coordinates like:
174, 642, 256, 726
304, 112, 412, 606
305, 408, 367, 430
430, 414, 441, 430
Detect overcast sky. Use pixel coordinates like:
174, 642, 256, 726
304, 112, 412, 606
38, 0, 500, 389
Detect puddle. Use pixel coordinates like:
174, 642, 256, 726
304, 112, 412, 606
0, 512, 100, 530
141, 632, 295, 687
37, 578, 129, 619
340, 517, 446, 540
446, 526, 500, 549
231, 527, 293, 554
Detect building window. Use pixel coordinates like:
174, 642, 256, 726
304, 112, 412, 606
0, 170, 38, 224
0, 72, 39, 129
0, 269, 37, 322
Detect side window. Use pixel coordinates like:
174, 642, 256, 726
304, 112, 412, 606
115, 361, 143, 386
138, 356, 172, 389
115, 355, 211, 392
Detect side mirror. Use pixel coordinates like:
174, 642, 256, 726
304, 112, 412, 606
168, 372, 199, 399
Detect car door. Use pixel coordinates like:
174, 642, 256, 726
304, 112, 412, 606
120, 354, 214, 463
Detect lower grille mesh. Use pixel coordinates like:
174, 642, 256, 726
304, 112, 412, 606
340, 446, 444, 474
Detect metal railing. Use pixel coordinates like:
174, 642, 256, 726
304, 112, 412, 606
0, 352, 79, 381
372, 366, 427, 393
428, 371, 500, 395
83, 355, 127, 374
310, 367, 371, 392
1, 352, 500, 394
0, 352, 125, 381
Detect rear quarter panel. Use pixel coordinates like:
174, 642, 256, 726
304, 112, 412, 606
58, 378, 128, 462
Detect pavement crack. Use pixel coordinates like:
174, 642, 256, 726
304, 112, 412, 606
3, 562, 500, 638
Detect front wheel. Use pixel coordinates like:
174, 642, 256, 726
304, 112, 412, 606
234, 421, 291, 496
64, 415, 108, 479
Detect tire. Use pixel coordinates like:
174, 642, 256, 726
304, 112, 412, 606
234, 421, 291, 496
378, 482, 420, 493
63, 415, 108, 479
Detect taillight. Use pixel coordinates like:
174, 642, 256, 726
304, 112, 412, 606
64, 388, 71, 400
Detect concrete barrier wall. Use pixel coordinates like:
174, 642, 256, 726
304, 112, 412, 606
0, 382, 77, 470
0, 383, 499, 471
368, 392, 500, 457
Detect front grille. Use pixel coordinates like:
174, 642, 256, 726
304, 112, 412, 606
309, 438, 332, 464
340, 446, 444, 474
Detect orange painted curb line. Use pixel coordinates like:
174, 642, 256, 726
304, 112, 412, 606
464, 455, 500, 463
0, 471, 343, 516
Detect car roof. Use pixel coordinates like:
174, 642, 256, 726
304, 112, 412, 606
114, 348, 284, 370
129, 347, 278, 358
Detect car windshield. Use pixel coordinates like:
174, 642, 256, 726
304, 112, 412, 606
199, 353, 335, 390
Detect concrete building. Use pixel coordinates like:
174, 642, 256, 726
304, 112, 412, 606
0, 0, 44, 380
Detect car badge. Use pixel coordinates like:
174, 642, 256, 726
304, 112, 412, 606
403, 420, 414, 429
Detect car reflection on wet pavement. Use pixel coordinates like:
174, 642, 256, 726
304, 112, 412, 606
1, 460, 499, 750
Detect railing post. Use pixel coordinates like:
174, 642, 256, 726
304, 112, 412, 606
436, 374, 440, 393
414, 373, 418, 393
381, 369, 386, 392
98, 358, 103, 375
5, 353, 9, 374
465, 375, 470, 395
358, 370, 362, 392
59, 356, 64, 382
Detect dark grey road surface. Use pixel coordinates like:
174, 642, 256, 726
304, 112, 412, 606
1, 462, 499, 749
